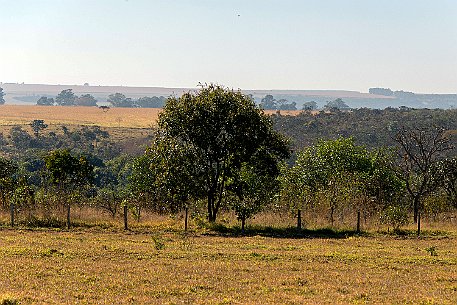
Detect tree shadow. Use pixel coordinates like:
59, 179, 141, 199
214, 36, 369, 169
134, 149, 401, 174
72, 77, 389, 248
204, 223, 365, 239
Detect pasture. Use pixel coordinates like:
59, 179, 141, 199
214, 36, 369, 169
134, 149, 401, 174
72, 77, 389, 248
0, 218, 456, 304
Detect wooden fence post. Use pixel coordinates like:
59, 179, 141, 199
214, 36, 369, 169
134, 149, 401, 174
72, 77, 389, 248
124, 204, 128, 230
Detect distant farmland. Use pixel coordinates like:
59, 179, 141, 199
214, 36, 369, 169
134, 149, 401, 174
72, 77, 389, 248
0, 105, 162, 128
0, 105, 300, 128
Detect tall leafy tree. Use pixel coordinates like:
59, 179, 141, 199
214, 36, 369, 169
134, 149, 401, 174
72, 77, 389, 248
76, 94, 98, 106
107, 93, 134, 107
55, 89, 76, 106
157, 84, 290, 222
289, 137, 378, 227
44, 149, 94, 228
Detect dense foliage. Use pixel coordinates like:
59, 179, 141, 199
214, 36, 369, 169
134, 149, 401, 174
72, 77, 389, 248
148, 84, 290, 222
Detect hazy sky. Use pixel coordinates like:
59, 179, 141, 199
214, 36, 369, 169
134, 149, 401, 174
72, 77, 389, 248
1, 0, 456, 93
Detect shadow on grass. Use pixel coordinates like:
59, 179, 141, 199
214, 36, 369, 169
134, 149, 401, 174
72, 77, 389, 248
10, 216, 115, 231
203, 223, 366, 239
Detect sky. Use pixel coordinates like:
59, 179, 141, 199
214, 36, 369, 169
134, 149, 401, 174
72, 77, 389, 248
1, 0, 456, 93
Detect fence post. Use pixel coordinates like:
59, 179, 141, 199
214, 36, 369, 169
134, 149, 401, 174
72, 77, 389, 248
124, 204, 128, 230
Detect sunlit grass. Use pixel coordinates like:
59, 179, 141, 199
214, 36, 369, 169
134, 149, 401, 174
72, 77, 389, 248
0, 105, 161, 128
0, 211, 456, 304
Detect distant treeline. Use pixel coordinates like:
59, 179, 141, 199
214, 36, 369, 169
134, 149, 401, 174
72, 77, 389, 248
35, 89, 166, 108
369, 87, 457, 108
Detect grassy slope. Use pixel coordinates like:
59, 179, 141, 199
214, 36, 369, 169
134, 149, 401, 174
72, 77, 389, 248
0, 226, 456, 305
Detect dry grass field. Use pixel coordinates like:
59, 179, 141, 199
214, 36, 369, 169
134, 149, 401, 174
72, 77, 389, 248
0, 105, 302, 129
0, 105, 161, 128
0, 218, 456, 305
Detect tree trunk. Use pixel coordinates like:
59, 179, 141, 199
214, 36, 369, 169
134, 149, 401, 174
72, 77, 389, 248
207, 195, 215, 222
413, 197, 419, 223
241, 217, 246, 234
124, 204, 128, 230
297, 209, 302, 230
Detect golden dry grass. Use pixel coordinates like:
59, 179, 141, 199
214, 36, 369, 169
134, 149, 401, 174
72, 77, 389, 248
0, 218, 456, 305
0, 105, 161, 128
0, 106, 304, 131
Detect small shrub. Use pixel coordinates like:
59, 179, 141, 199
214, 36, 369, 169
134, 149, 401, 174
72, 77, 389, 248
151, 235, 165, 250
425, 246, 438, 256
0, 296, 19, 305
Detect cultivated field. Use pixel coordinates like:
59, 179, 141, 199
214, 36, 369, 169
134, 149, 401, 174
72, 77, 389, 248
0, 221, 456, 305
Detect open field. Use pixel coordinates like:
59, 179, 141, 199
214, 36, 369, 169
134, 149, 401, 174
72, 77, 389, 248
0, 105, 301, 129
0, 105, 161, 128
0, 221, 456, 304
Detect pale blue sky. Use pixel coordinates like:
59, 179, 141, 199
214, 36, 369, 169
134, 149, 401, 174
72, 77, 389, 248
1, 0, 456, 93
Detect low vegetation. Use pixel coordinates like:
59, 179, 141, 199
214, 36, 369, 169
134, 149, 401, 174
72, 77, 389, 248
0, 217, 456, 304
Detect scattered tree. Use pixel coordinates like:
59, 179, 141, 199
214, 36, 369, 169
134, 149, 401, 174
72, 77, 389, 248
393, 126, 454, 233
44, 149, 94, 228
30, 120, 48, 138
324, 98, 350, 110
76, 94, 98, 106
259, 94, 276, 110
108, 93, 134, 107
158, 84, 290, 222
55, 89, 76, 106
36, 96, 55, 106
302, 101, 318, 111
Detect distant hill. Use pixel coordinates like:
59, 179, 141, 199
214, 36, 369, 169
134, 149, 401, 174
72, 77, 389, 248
1, 83, 456, 109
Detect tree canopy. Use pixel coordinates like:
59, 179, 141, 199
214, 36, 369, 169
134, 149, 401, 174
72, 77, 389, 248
156, 84, 290, 222
55, 89, 76, 106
